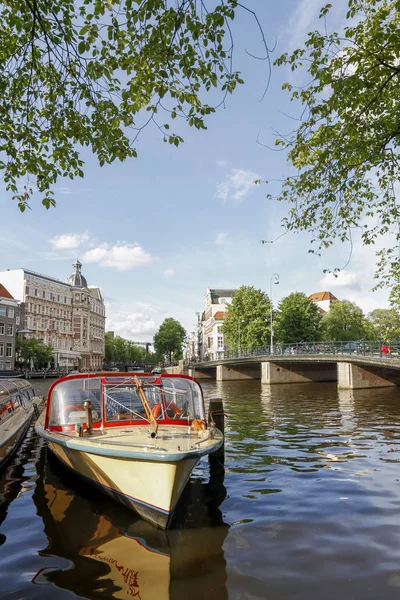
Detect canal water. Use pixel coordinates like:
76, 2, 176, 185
1, 379, 400, 599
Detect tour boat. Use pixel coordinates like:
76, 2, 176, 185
35, 372, 224, 529
0, 378, 36, 468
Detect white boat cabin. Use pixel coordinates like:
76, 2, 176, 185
45, 373, 206, 432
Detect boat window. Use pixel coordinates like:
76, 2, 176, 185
104, 384, 147, 422
0, 380, 18, 396
161, 378, 205, 421
0, 387, 13, 423
48, 378, 102, 427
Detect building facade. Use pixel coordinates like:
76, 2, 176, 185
68, 261, 105, 370
309, 291, 338, 314
0, 284, 19, 372
184, 288, 237, 361
0, 261, 105, 370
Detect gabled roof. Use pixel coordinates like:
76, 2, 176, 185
209, 289, 237, 303
309, 291, 338, 302
0, 284, 14, 299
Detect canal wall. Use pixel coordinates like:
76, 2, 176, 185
337, 362, 400, 389
261, 361, 337, 384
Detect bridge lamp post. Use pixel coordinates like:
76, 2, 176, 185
270, 274, 280, 354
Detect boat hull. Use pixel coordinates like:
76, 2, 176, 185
0, 413, 33, 469
47, 441, 199, 529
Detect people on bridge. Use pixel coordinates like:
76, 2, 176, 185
381, 344, 391, 358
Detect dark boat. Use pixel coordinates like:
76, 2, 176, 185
0, 378, 36, 469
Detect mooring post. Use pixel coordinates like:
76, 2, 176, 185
208, 398, 225, 463
84, 400, 93, 434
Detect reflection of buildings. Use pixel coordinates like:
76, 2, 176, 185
0, 261, 105, 370
186, 289, 237, 361
32, 447, 228, 600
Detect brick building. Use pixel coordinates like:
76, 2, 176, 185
0, 284, 20, 371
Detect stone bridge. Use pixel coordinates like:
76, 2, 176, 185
165, 354, 400, 390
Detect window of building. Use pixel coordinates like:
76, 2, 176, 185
217, 336, 224, 349
0, 343, 3, 357
5, 360, 11, 370
217, 325, 223, 333
0, 360, 3, 370
8, 308, 14, 318
0, 323, 4, 335
0, 306, 6, 317
7, 325, 13, 336
16, 314, 20, 326
6, 343, 13, 357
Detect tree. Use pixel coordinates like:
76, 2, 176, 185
270, 0, 400, 291
105, 332, 149, 364
368, 308, 400, 341
275, 292, 322, 344
0, 0, 262, 211
153, 318, 186, 363
104, 332, 116, 363
222, 286, 271, 350
16, 337, 53, 368
321, 300, 373, 341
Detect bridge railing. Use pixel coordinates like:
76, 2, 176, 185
184, 340, 400, 365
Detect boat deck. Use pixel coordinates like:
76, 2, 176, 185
36, 416, 223, 462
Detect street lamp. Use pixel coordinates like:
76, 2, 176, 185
270, 274, 280, 354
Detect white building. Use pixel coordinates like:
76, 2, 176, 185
0, 261, 105, 370
309, 291, 338, 314
202, 288, 237, 358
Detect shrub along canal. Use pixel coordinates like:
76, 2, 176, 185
1, 378, 400, 599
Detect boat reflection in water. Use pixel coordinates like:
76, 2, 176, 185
32, 447, 228, 600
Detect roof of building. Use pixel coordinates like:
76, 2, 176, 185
66, 259, 88, 288
213, 311, 225, 320
0, 284, 14, 299
209, 289, 237, 303
309, 291, 338, 302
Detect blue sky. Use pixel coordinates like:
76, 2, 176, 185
0, 0, 390, 342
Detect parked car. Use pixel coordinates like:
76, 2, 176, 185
341, 341, 370, 353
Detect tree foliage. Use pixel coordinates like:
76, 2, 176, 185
104, 332, 148, 364
368, 308, 400, 341
276, 292, 322, 343
1, 0, 257, 211
153, 318, 186, 362
16, 337, 53, 368
321, 300, 375, 341
272, 0, 400, 289
222, 286, 271, 350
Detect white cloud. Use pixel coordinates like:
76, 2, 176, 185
216, 169, 259, 202
106, 308, 158, 341
282, 0, 348, 51
57, 186, 73, 196
83, 243, 154, 271
319, 269, 360, 289
163, 268, 175, 278
49, 231, 89, 249
215, 232, 227, 246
